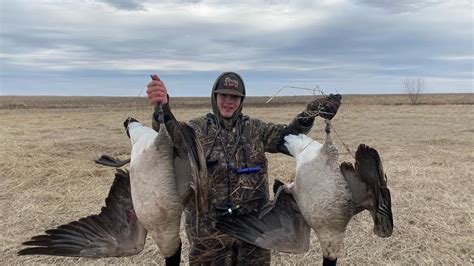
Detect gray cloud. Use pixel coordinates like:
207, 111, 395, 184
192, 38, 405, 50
355, 0, 470, 13
0, 0, 472, 95
95, 0, 145, 10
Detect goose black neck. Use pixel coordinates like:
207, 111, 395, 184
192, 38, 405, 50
165, 241, 182, 266
323, 257, 337, 266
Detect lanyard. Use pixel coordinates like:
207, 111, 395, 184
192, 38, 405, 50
218, 127, 242, 205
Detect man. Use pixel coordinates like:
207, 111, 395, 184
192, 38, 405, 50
146, 72, 341, 265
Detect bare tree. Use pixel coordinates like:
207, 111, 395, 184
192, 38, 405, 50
403, 77, 425, 105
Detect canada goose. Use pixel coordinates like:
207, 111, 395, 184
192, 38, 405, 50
19, 109, 207, 265
125, 116, 184, 260
125, 113, 206, 261
216, 120, 393, 265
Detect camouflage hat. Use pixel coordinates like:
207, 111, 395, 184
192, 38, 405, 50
214, 73, 245, 97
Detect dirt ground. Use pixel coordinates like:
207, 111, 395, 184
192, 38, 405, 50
1, 95, 473, 264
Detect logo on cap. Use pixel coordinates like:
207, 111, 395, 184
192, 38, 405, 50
224, 77, 239, 89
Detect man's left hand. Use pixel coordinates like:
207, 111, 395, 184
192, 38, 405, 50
306, 94, 342, 120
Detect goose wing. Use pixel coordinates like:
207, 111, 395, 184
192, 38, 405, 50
340, 162, 370, 214
354, 144, 393, 237
164, 108, 208, 215
18, 169, 147, 258
216, 180, 311, 253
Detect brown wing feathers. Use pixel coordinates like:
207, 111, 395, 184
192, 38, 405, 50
216, 179, 311, 254
354, 144, 393, 237
18, 169, 147, 257
165, 109, 209, 216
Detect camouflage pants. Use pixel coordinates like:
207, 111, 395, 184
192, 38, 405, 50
188, 232, 271, 266
185, 192, 271, 265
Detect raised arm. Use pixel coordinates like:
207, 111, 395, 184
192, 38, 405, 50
146, 74, 187, 139
261, 94, 341, 155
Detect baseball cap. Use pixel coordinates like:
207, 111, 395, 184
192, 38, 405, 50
214, 73, 245, 97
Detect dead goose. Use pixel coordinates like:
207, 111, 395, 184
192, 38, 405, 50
125, 112, 207, 261
19, 110, 207, 265
125, 116, 184, 260
216, 120, 393, 265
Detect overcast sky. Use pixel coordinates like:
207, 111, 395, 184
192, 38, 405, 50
1, 0, 472, 96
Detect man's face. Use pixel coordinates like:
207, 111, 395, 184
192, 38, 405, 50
216, 93, 242, 118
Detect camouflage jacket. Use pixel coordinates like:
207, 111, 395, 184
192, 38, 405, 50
152, 110, 315, 240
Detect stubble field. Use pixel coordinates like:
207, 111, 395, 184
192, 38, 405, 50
1, 94, 473, 264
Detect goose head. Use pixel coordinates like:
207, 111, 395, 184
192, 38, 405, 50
124, 117, 139, 139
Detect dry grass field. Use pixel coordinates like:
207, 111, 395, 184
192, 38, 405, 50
1, 94, 473, 264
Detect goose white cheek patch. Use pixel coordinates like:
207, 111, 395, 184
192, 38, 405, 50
284, 134, 323, 165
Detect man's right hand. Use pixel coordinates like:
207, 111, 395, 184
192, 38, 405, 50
147, 74, 168, 105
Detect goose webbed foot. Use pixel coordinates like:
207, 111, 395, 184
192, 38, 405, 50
95, 154, 131, 167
